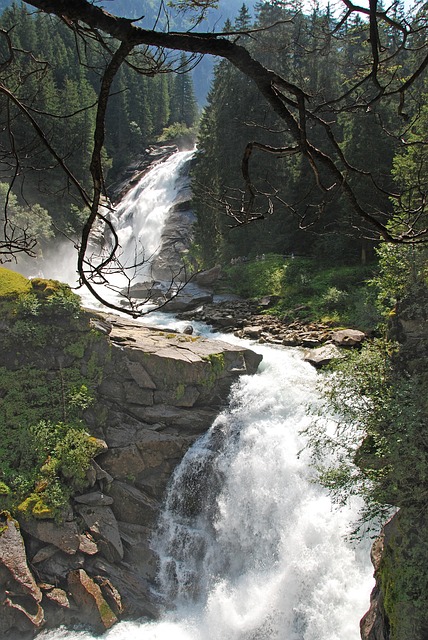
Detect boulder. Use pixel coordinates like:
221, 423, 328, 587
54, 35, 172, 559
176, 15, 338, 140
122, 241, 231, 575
74, 492, 114, 506
0, 514, 44, 634
87, 556, 160, 619
68, 569, 117, 632
19, 518, 80, 555
108, 481, 160, 528
76, 505, 124, 562
303, 343, 345, 368
0, 514, 42, 603
193, 265, 222, 288
162, 283, 213, 312
330, 328, 366, 347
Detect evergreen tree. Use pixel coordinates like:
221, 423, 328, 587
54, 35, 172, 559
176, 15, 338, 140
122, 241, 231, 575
169, 53, 199, 128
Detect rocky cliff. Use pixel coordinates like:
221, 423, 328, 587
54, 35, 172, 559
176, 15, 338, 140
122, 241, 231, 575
360, 285, 428, 640
0, 277, 262, 638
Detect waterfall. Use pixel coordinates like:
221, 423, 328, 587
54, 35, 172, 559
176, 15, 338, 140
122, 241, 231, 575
108, 149, 194, 283
33, 149, 194, 302
39, 343, 373, 640
37, 151, 373, 639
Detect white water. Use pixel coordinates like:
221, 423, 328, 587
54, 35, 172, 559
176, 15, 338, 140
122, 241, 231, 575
39, 344, 373, 640
27, 149, 194, 305
106, 149, 194, 285
36, 151, 373, 639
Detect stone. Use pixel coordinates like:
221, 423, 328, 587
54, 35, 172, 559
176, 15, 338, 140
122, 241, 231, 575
330, 328, 366, 347
98, 434, 191, 499
193, 265, 222, 287
0, 514, 42, 603
182, 324, 194, 335
117, 522, 157, 581
124, 382, 154, 405
74, 492, 114, 506
19, 518, 80, 555
126, 359, 157, 389
76, 505, 124, 562
78, 533, 99, 555
68, 569, 118, 632
31, 545, 59, 564
154, 384, 200, 407
87, 556, 160, 619
303, 343, 345, 368
241, 325, 263, 339
94, 576, 123, 616
108, 481, 160, 527
42, 586, 71, 609
36, 552, 85, 583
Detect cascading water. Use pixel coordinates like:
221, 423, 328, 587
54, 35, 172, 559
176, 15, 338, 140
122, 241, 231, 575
38, 342, 373, 640
108, 149, 195, 283
38, 151, 374, 639
146, 343, 374, 640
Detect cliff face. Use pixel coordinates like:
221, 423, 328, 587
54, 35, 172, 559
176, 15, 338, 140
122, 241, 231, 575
360, 285, 428, 640
0, 307, 262, 637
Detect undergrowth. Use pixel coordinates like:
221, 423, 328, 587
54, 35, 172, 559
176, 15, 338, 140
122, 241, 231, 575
0, 267, 108, 520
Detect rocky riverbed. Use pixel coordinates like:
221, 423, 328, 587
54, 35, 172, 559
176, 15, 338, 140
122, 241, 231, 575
177, 297, 366, 366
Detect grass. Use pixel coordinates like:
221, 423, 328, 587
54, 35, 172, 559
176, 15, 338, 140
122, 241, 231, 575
221, 254, 380, 331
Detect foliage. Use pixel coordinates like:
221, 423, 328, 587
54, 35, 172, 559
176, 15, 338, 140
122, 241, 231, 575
304, 336, 427, 533
0, 183, 53, 256
304, 263, 428, 638
0, 4, 200, 240
379, 509, 428, 640
221, 254, 378, 329
157, 122, 198, 147
222, 254, 285, 298
191, 1, 406, 267
0, 265, 31, 297
0, 270, 108, 519
371, 243, 428, 316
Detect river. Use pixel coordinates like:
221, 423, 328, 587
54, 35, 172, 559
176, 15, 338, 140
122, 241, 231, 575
38, 150, 374, 640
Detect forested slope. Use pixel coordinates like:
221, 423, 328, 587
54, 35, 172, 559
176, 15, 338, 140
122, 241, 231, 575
192, 2, 423, 268
0, 2, 199, 244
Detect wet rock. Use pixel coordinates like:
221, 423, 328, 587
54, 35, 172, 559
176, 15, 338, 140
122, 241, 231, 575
87, 556, 159, 619
182, 324, 194, 335
162, 283, 213, 312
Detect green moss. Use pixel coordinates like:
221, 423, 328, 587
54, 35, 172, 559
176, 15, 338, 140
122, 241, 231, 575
0, 482, 10, 495
176, 383, 186, 400
17, 493, 54, 519
0, 267, 31, 298
204, 352, 225, 372
201, 352, 226, 387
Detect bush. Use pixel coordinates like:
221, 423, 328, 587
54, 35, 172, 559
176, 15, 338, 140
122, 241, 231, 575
223, 254, 285, 299
0, 277, 106, 520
